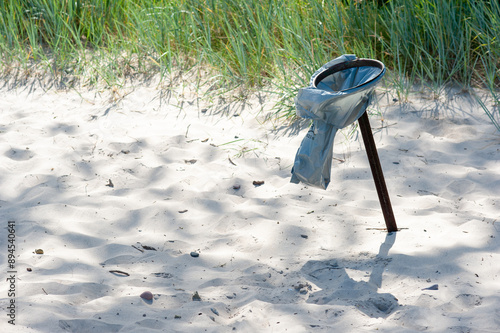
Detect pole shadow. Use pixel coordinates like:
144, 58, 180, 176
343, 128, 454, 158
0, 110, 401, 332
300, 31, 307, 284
301, 232, 398, 318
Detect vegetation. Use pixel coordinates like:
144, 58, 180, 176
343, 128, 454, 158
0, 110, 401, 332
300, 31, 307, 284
0, 0, 498, 127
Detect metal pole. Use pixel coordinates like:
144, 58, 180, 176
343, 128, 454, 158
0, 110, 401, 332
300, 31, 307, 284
358, 111, 398, 232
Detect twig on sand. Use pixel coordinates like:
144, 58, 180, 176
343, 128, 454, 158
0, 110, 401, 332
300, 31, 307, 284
109, 270, 130, 277
131, 245, 144, 253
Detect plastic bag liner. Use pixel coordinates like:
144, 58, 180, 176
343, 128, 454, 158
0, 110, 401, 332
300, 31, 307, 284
290, 55, 386, 189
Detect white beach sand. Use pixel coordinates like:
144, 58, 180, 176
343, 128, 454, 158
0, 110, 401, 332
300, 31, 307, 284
0, 79, 499, 332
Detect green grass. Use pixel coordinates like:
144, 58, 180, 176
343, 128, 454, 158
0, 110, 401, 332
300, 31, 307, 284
0, 0, 498, 128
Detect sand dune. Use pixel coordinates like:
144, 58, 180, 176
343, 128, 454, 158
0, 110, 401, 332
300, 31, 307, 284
0, 81, 499, 332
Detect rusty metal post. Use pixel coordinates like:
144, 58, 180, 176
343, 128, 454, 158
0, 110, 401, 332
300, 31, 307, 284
358, 111, 398, 232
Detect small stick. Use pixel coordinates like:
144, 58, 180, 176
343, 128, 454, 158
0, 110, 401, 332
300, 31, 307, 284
109, 270, 130, 276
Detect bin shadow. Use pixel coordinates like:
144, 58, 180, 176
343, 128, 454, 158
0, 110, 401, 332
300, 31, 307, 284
301, 233, 399, 318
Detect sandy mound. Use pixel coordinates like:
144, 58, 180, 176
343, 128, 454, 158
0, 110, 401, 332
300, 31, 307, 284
0, 82, 499, 332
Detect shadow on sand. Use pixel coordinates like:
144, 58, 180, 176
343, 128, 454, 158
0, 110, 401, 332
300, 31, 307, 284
302, 232, 399, 318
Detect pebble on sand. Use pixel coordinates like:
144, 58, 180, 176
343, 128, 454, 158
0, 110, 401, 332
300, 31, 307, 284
140, 291, 153, 300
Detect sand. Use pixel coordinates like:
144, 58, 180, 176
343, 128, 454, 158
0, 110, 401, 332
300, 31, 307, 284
0, 79, 499, 332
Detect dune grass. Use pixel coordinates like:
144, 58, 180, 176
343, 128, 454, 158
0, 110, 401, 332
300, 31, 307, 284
0, 0, 498, 127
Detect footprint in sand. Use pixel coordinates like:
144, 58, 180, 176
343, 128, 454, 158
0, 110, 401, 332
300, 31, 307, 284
440, 293, 483, 313
357, 295, 399, 317
5, 147, 34, 161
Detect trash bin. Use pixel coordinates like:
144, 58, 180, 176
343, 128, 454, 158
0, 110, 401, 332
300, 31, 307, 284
290, 54, 386, 189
